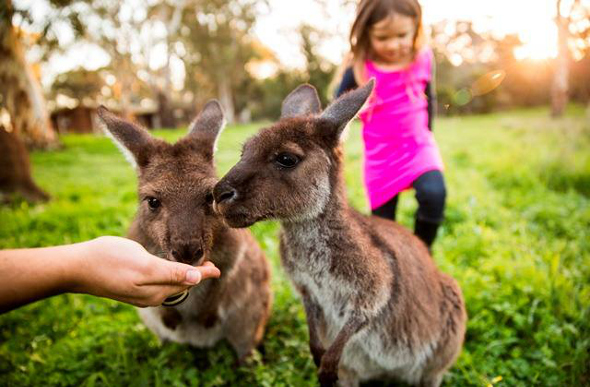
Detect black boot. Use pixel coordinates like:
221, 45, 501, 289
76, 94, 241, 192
414, 219, 441, 251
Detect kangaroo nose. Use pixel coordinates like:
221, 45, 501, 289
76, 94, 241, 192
171, 244, 204, 265
214, 181, 237, 204
218, 189, 236, 203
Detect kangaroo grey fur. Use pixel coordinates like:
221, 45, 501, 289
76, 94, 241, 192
98, 101, 272, 362
213, 82, 466, 386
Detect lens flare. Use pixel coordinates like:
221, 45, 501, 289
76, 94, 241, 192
471, 70, 506, 97
453, 89, 472, 106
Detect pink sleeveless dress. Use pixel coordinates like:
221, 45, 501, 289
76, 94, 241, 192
359, 48, 444, 210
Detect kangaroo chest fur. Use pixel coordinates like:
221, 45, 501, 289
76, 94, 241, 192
137, 238, 249, 348
281, 219, 439, 384
138, 279, 225, 347
281, 222, 357, 331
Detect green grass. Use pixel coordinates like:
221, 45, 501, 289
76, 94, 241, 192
1, 106, 589, 386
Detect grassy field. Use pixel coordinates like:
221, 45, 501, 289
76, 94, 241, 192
1, 106, 589, 386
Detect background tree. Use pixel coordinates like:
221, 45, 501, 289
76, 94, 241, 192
146, 0, 189, 128
243, 24, 336, 120
299, 24, 336, 107
565, 0, 590, 111
180, 0, 261, 123
430, 21, 512, 114
50, 67, 106, 103
552, 0, 590, 117
0, 0, 57, 149
0, 124, 49, 202
552, 0, 571, 117
0, 0, 64, 201
71, 0, 148, 119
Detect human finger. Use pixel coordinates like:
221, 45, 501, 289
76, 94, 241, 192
143, 260, 220, 286
141, 260, 199, 286
138, 284, 190, 307
194, 264, 221, 282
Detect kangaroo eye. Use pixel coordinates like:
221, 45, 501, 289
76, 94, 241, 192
275, 153, 299, 169
146, 197, 161, 210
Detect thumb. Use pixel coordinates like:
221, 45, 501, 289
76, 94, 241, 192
180, 265, 221, 285
195, 263, 221, 282
144, 260, 197, 285
146, 260, 220, 286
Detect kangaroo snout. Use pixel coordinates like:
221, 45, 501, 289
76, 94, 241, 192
213, 180, 238, 205
170, 242, 204, 265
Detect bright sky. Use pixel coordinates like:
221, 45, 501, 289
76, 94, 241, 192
421, 0, 558, 60
18, 0, 561, 86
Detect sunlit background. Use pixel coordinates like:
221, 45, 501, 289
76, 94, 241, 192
16, 0, 567, 81
3, 0, 590, 138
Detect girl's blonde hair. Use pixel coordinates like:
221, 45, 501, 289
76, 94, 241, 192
332, 0, 425, 90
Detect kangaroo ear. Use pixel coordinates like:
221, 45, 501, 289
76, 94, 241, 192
281, 84, 322, 118
186, 100, 226, 156
97, 106, 154, 167
320, 79, 375, 140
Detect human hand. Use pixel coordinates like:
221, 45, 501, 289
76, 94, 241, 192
71, 236, 221, 307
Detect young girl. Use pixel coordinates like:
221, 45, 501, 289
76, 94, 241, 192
335, 0, 445, 250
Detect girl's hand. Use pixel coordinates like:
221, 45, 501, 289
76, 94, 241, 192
72, 236, 221, 307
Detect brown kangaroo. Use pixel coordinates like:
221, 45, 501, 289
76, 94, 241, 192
213, 82, 466, 386
98, 101, 272, 363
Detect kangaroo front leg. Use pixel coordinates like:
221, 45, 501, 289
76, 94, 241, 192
318, 314, 368, 387
300, 287, 325, 367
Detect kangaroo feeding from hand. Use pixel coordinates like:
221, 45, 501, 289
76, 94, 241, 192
98, 101, 272, 363
213, 81, 466, 387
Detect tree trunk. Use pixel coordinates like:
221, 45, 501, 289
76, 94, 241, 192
157, 0, 186, 129
218, 74, 235, 123
156, 89, 176, 128
551, 0, 569, 117
0, 0, 58, 149
0, 0, 52, 202
0, 125, 49, 202
116, 59, 134, 121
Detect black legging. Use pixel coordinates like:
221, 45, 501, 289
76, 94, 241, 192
372, 170, 446, 248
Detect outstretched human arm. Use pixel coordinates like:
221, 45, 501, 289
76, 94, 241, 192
0, 236, 221, 313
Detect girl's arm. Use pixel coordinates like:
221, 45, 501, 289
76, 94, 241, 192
425, 56, 437, 131
0, 236, 220, 313
335, 67, 358, 98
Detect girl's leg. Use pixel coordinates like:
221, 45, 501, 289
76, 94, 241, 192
413, 170, 446, 249
371, 195, 399, 221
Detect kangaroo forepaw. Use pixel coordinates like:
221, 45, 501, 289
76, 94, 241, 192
311, 346, 325, 368
318, 369, 338, 387
196, 312, 218, 328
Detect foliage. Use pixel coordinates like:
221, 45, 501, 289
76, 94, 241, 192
430, 12, 590, 116
570, 50, 590, 102
50, 67, 106, 102
247, 24, 336, 121
298, 24, 337, 108
12, 0, 590, 124
0, 107, 589, 386
180, 0, 262, 121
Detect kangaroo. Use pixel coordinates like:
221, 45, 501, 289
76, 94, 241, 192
213, 82, 466, 386
97, 101, 272, 363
